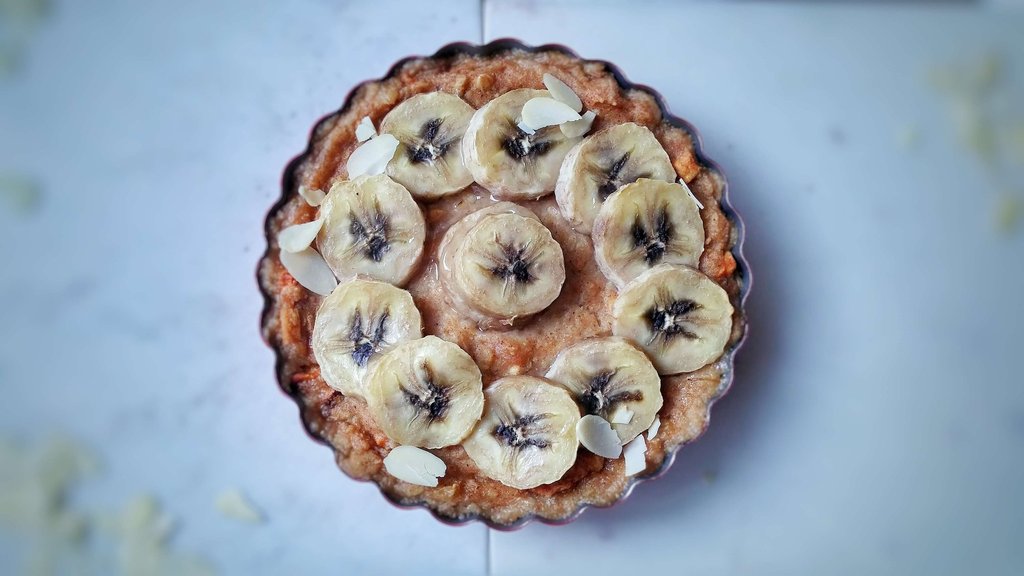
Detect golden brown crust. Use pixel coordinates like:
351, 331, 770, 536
258, 48, 746, 526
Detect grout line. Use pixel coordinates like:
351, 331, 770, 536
480, 0, 487, 42
486, 527, 494, 576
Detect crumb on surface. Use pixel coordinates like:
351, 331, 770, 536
995, 194, 1021, 234
0, 434, 217, 575
895, 123, 920, 151
0, 173, 42, 214
215, 488, 264, 524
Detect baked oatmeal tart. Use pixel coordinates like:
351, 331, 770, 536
258, 40, 749, 528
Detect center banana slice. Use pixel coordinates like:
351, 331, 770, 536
365, 336, 484, 449
447, 207, 565, 326
592, 178, 705, 289
545, 337, 663, 445
555, 122, 676, 234
380, 92, 476, 200
317, 174, 426, 286
612, 264, 733, 375
462, 89, 583, 200
311, 279, 423, 398
462, 376, 580, 490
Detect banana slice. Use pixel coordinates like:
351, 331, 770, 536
462, 376, 580, 490
462, 88, 583, 200
437, 203, 539, 328
612, 264, 733, 375
365, 336, 484, 449
592, 178, 705, 289
311, 279, 423, 398
555, 122, 676, 234
317, 174, 426, 286
545, 336, 663, 444
446, 208, 565, 325
380, 92, 476, 200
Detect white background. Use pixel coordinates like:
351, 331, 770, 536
1, 1, 1022, 575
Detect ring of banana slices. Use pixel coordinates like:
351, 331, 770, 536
264, 47, 745, 526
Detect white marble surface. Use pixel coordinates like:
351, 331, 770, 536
0, 0, 487, 574
486, 2, 1024, 576
0, 0, 1022, 575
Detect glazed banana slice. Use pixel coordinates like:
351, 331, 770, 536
462, 376, 580, 490
311, 279, 423, 398
555, 122, 676, 234
545, 336, 663, 444
612, 264, 733, 375
380, 92, 476, 200
365, 336, 484, 449
451, 210, 565, 324
317, 174, 426, 286
592, 178, 705, 289
462, 89, 583, 200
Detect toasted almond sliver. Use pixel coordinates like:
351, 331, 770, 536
346, 134, 399, 178
298, 185, 326, 207
543, 73, 583, 113
577, 415, 622, 459
521, 97, 582, 131
278, 218, 324, 253
517, 121, 536, 135
647, 416, 661, 440
355, 116, 377, 142
623, 435, 648, 476
383, 446, 446, 487
610, 405, 634, 425
679, 177, 704, 210
560, 110, 596, 139
279, 247, 337, 296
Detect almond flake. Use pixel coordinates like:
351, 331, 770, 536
298, 184, 326, 207
278, 218, 324, 253
610, 405, 634, 425
542, 73, 583, 113
623, 435, 648, 476
521, 97, 582, 131
355, 116, 377, 142
517, 121, 536, 135
577, 415, 622, 459
346, 133, 399, 178
679, 177, 704, 210
279, 247, 337, 296
647, 416, 661, 440
383, 446, 446, 487
560, 110, 597, 139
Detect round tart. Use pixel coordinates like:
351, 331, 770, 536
258, 40, 749, 528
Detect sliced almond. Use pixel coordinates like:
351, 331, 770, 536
278, 218, 324, 253
516, 120, 536, 135
647, 416, 661, 440
543, 73, 583, 113
298, 184, 326, 207
679, 177, 704, 210
346, 134, 399, 178
383, 445, 446, 487
623, 435, 648, 476
355, 116, 377, 142
609, 405, 634, 426
577, 415, 622, 459
560, 110, 597, 139
521, 97, 582, 131
279, 247, 338, 296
